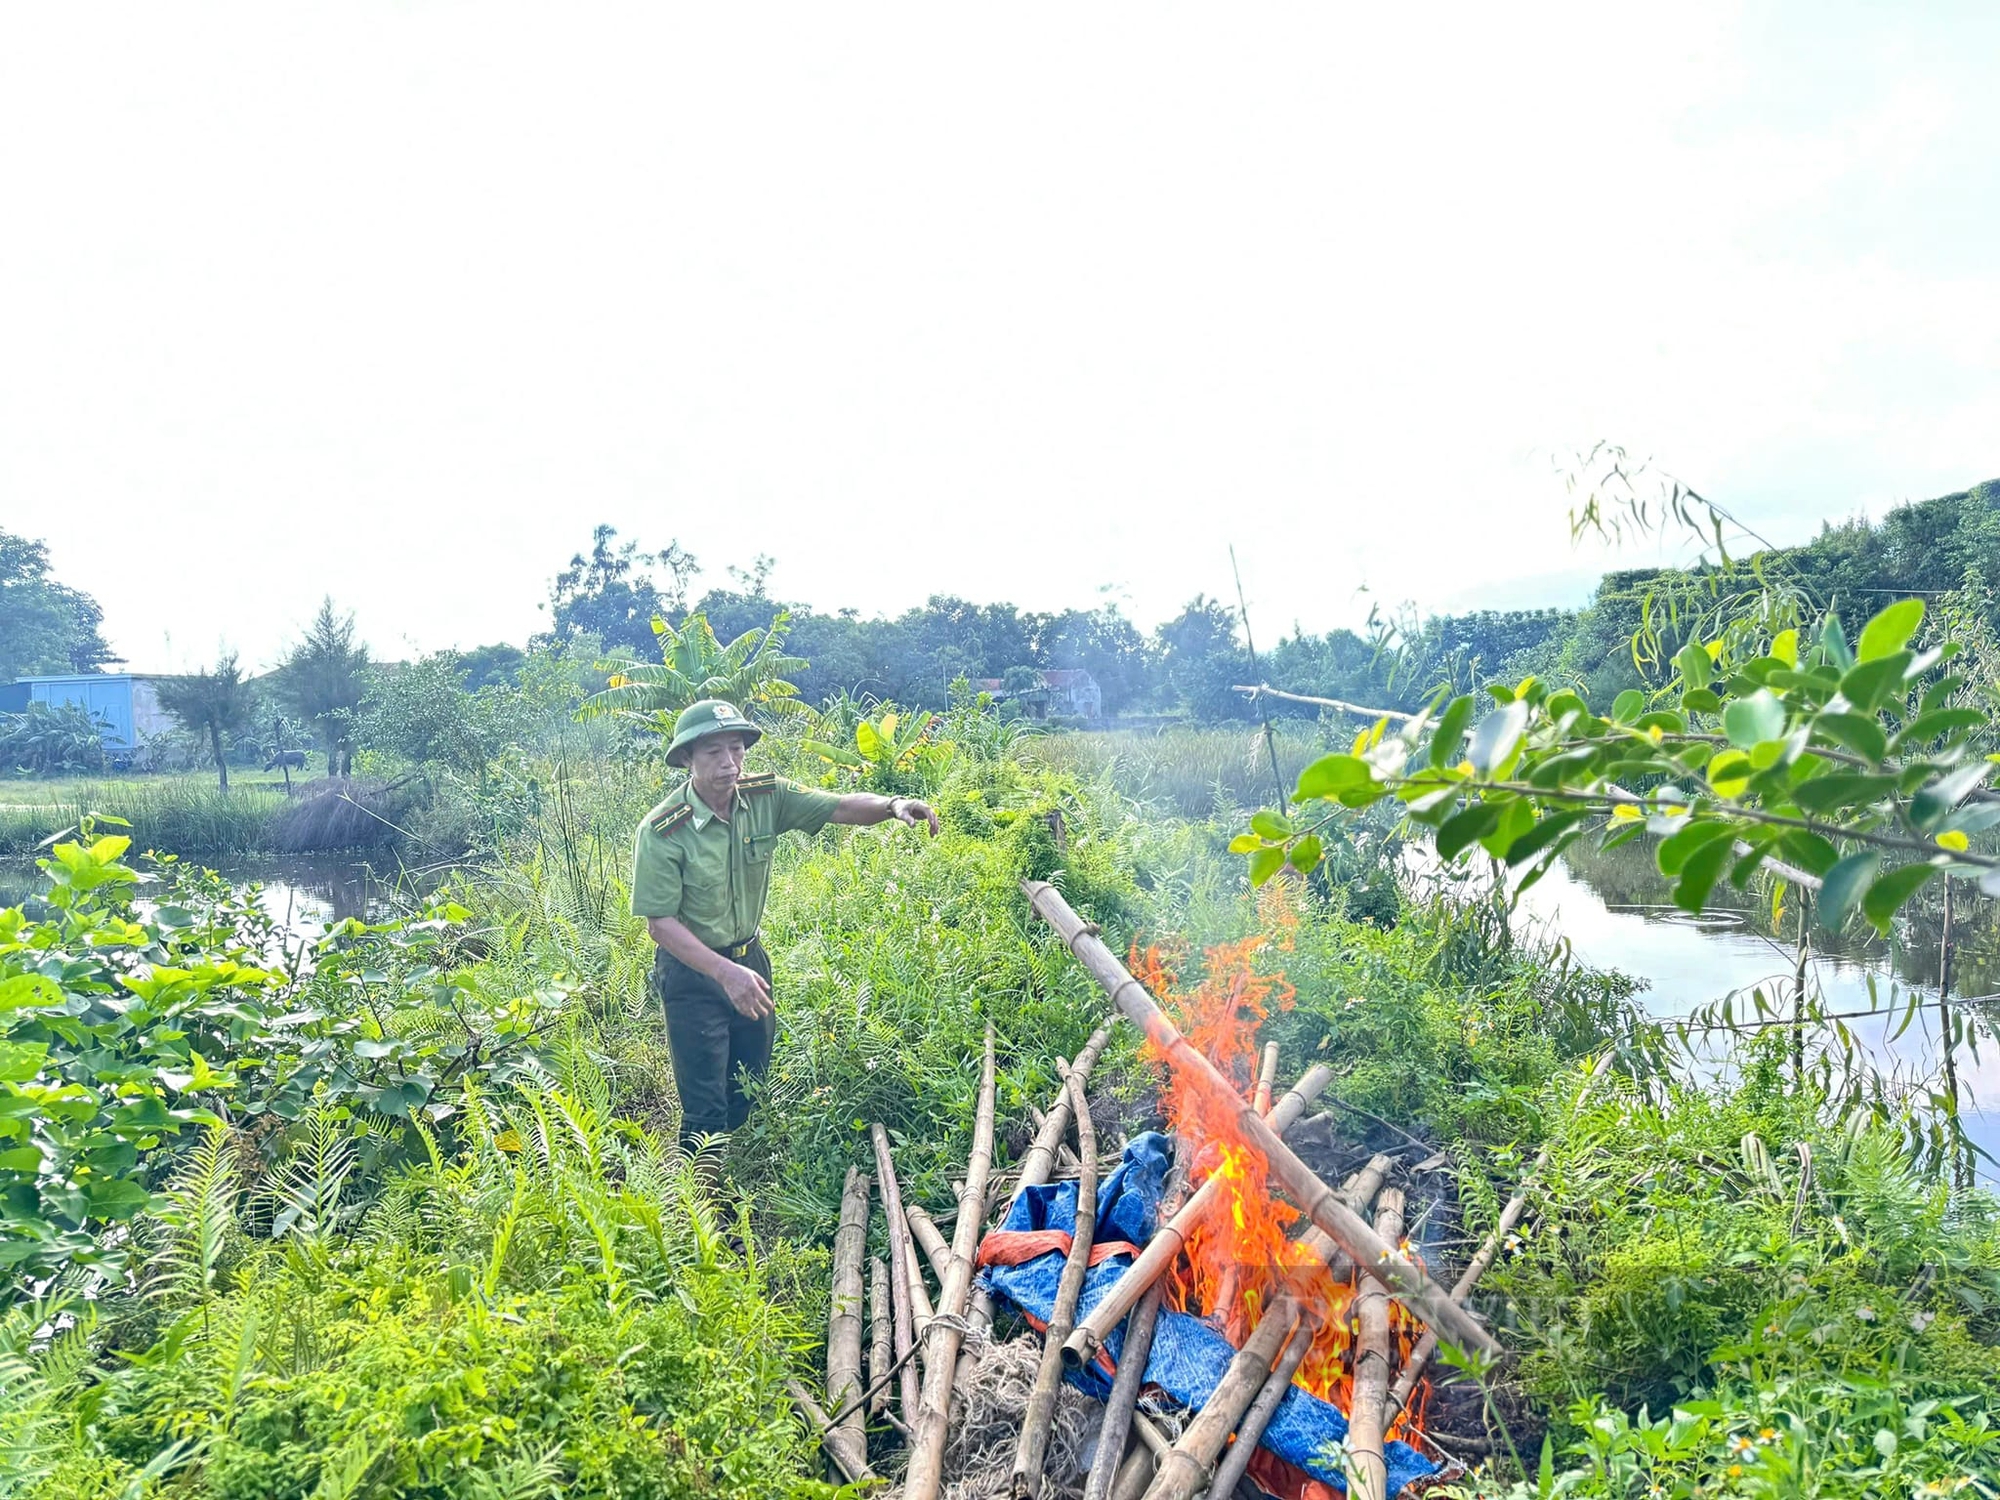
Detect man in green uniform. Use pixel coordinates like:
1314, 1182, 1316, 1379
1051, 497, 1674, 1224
629, 698, 940, 1156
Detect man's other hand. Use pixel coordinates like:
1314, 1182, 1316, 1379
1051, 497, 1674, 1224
721, 961, 775, 1019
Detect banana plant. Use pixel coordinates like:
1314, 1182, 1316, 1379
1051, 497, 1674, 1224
804, 707, 939, 791
580, 610, 807, 728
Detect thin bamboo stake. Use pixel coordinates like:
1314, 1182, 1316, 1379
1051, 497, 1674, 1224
1232, 682, 1417, 723
868, 1255, 894, 1419
785, 1377, 876, 1486
1347, 1188, 1406, 1500
1210, 1043, 1281, 1325
905, 1024, 999, 1500
1013, 1070, 1098, 1499
1064, 1062, 1336, 1370
1026, 879, 1499, 1361
1013, 1026, 1116, 1190
1028, 1106, 1084, 1171
1385, 1051, 1616, 1428
869, 1122, 924, 1420
1083, 1279, 1165, 1500
1206, 1159, 1391, 1500
827, 1166, 870, 1467
968, 1024, 1116, 1348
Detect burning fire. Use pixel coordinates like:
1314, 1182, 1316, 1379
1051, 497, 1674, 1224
1131, 913, 1432, 1442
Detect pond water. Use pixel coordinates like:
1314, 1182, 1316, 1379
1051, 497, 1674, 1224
1510, 839, 2000, 1179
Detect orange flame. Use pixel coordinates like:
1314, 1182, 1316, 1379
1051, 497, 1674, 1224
1131, 911, 1431, 1440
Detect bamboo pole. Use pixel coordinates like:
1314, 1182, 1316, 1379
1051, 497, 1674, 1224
967, 1024, 1116, 1348
1013, 1070, 1098, 1499
1347, 1188, 1406, 1500
869, 1123, 924, 1420
1210, 1043, 1281, 1325
1142, 1304, 1302, 1500
785, 1377, 876, 1486
1206, 1159, 1391, 1500
907, 1252, 936, 1339
1063, 1061, 1335, 1371
827, 1166, 870, 1467
1025, 879, 1499, 1361
868, 1255, 894, 1419
905, 1024, 999, 1500
1083, 1279, 1165, 1500
907, 1202, 954, 1280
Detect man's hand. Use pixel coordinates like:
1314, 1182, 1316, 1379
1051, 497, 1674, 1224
720, 961, 775, 1020
893, 797, 942, 836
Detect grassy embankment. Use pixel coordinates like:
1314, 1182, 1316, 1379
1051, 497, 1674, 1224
5, 718, 1998, 1498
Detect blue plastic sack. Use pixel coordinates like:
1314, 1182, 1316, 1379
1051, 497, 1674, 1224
981, 1131, 1437, 1497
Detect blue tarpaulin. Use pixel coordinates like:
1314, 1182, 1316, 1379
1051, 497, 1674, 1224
981, 1132, 1437, 1498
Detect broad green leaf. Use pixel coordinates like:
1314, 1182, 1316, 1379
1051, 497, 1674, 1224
1227, 833, 1262, 854
1681, 686, 1723, 715
1250, 809, 1294, 840
1856, 598, 1924, 662
1890, 707, 1987, 753
1673, 643, 1712, 688
1722, 690, 1785, 749
1777, 828, 1840, 876
1910, 761, 1992, 830
1862, 863, 1937, 935
1466, 700, 1529, 774
1611, 689, 1645, 724
1817, 851, 1881, 929
1288, 835, 1324, 875
1479, 798, 1536, 859
1247, 846, 1286, 887
1436, 803, 1502, 860
1771, 628, 1798, 667
1672, 836, 1736, 915
1789, 772, 1900, 817
1428, 695, 1475, 770
1839, 653, 1911, 713
1707, 749, 1753, 798
1813, 712, 1887, 764
1501, 809, 1588, 867
1295, 754, 1371, 801
1657, 820, 1735, 878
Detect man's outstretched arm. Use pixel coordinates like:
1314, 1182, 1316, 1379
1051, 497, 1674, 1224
827, 792, 941, 835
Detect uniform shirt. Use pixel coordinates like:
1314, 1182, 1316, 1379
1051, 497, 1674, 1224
628, 771, 843, 947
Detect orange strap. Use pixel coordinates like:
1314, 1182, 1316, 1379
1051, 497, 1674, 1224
976, 1228, 1141, 1269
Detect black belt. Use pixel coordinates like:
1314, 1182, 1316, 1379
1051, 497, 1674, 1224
713, 936, 758, 960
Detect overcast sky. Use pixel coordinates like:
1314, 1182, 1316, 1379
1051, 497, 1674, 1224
4, 3, 1996, 672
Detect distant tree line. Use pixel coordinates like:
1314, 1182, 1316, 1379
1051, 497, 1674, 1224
9, 476, 2000, 784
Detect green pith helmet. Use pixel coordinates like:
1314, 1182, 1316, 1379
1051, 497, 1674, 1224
666, 699, 762, 768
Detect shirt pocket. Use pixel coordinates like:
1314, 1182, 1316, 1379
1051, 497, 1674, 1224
743, 832, 779, 867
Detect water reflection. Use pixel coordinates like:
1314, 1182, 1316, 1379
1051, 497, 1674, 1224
1514, 840, 1998, 1177
1, 853, 405, 938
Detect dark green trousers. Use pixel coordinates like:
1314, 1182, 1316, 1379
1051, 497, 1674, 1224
653, 938, 775, 1153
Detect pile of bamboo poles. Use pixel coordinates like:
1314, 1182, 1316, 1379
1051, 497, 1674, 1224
786, 881, 1529, 1498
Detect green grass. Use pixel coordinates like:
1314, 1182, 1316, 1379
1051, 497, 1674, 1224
0, 777, 290, 859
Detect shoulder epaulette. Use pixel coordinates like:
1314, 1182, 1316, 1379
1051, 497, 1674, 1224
650, 803, 694, 836
738, 772, 779, 796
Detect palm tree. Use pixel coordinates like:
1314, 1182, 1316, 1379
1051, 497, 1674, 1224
156, 654, 254, 791
580, 610, 807, 730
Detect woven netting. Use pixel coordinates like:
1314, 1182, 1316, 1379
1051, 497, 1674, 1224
908, 1333, 1105, 1500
